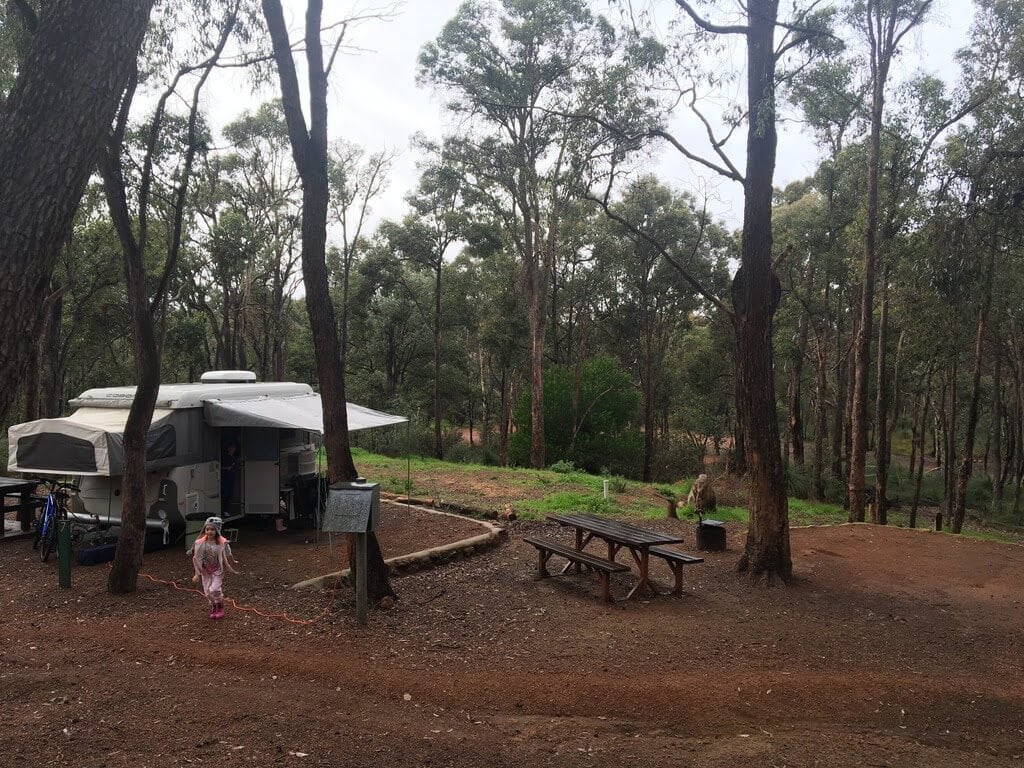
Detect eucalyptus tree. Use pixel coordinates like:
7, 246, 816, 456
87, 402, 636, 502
938, 0, 1024, 531
327, 140, 394, 391
0, 0, 153, 423
594, 176, 727, 481
102, 0, 245, 592
28, 195, 127, 421
638, 0, 839, 582
262, 0, 397, 604
419, 0, 659, 470
845, 0, 938, 523
204, 100, 302, 380
345, 244, 435, 407
376, 145, 465, 459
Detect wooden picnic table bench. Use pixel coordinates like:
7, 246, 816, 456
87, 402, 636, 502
648, 546, 703, 595
0, 477, 42, 540
523, 534, 629, 603
547, 513, 692, 599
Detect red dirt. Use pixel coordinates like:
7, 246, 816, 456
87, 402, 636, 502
2, 509, 1023, 767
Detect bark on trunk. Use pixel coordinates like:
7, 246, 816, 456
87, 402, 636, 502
951, 244, 995, 533
263, 0, 393, 603
810, 327, 828, 500
0, 0, 154, 422
992, 346, 1003, 513
433, 264, 443, 459
733, 0, 791, 583
909, 379, 932, 529
872, 267, 891, 524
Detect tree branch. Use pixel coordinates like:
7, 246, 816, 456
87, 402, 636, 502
674, 0, 749, 34
586, 192, 733, 319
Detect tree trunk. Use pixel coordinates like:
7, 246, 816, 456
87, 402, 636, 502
642, 342, 655, 482
499, 368, 510, 466
832, 320, 847, 484
810, 327, 828, 500
872, 267, 891, 524
909, 383, 931, 529
731, 346, 748, 476
527, 231, 549, 469
786, 264, 813, 465
733, 0, 790, 584
263, 0, 393, 604
992, 345, 1003, 514
849, 5, 894, 523
0, 0, 153, 423
433, 264, 443, 459
942, 367, 958, 518
951, 243, 995, 533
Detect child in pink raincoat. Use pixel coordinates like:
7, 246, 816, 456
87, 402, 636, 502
191, 516, 239, 619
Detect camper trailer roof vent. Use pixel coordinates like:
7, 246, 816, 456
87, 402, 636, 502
200, 370, 257, 384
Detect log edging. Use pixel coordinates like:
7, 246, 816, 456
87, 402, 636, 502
289, 499, 507, 591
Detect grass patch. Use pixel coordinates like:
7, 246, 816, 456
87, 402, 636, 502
788, 498, 848, 526
516, 492, 616, 520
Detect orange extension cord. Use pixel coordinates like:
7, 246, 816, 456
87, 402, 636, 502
113, 564, 342, 626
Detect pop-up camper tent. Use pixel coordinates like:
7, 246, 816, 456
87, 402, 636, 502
8, 371, 405, 544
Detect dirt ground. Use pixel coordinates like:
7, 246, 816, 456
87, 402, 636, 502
2, 504, 1023, 768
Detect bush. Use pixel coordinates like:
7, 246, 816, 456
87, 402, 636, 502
548, 460, 577, 474
649, 437, 703, 483
509, 356, 643, 476
350, 418, 461, 458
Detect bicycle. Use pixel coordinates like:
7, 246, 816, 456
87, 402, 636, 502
30, 479, 80, 563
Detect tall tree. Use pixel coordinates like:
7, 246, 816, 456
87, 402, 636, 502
419, 0, 657, 469
261, 0, 396, 604
847, 0, 933, 523
0, 0, 153, 422
104, 2, 240, 593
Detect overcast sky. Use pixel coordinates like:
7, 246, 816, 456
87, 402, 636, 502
204, 0, 976, 233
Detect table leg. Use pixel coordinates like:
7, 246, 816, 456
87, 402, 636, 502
561, 531, 593, 575
625, 549, 657, 599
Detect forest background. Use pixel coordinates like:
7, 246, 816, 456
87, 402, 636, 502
2, 0, 1021, 539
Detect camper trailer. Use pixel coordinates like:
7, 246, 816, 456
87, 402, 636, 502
7, 371, 405, 545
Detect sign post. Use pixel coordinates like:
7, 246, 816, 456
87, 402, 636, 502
321, 480, 380, 625
57, 520, 72, 588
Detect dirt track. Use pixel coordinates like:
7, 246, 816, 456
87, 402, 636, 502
2, 511, 1022, 767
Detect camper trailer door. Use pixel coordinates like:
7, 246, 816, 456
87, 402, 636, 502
241, 428, 279, 516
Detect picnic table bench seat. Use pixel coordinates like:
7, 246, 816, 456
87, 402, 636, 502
523, 534, 629, 603
648, 545, 704, 595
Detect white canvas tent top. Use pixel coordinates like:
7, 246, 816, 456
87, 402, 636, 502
8, 378, 406, 477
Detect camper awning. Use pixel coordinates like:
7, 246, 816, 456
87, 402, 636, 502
203, 394, 406, 433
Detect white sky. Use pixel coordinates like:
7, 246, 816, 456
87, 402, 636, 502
203, 0, 976, 232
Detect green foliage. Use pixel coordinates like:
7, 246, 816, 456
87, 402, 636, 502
509, 356, 642, 475
548, 460, 577, 474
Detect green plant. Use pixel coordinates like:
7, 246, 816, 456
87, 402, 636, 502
548, 459, 577, 474
607, 475, 629, 493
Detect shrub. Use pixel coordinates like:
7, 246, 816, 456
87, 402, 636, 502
510, 356, 642, 476
548, 460, 577, 474
649, 437, 703, 483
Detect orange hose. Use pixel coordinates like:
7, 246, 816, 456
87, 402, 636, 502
127, 566, 342, 626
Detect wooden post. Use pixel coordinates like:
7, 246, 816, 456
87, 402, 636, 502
355, 531, 368, 625
58, 520, 71, 588
935, 512, 943, 532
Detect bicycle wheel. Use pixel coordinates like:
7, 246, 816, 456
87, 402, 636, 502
39, 516, 57, 562
31, 517, 42, 550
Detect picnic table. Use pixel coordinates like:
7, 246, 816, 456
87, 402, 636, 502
546, 512, 695, 599
0, 477, 42, 539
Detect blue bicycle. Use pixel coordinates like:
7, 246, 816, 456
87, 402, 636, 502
30, 479, 78, 563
